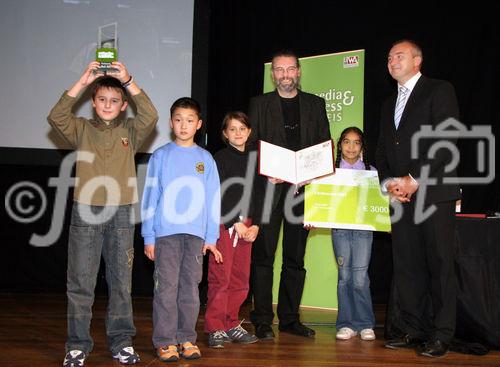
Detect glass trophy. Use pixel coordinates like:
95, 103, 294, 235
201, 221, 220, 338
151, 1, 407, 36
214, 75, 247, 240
96, 22, 118, 74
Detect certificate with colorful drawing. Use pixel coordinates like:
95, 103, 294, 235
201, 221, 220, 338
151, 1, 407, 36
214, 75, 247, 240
259, 140, 334, 185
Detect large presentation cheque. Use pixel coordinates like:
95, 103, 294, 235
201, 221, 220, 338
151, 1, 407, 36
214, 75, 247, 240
304, 168, 391, 232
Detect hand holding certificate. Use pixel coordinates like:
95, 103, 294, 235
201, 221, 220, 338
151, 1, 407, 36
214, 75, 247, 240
258, 140, 334, 185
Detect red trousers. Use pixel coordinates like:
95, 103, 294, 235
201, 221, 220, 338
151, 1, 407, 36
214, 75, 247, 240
204, 224, 252, 333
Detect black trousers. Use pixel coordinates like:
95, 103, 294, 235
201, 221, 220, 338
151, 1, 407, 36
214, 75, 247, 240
250, 184, 309, 326
390, 199, 457, 343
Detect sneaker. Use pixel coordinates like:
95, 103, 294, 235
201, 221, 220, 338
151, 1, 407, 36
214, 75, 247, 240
226, 321, 258, 344
112, 346, 140, 364
179, 342, 201, 360
360, 328, 376, 341
156, 345, 179, 362
63, 350, 86, 367
336, 327, 357, 340
208, 330, 229, 348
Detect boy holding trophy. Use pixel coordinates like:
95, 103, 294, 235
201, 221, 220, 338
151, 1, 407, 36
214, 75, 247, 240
48, 60, 158, 366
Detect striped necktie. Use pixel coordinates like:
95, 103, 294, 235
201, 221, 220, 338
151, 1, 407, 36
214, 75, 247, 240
394, 86, 408, 129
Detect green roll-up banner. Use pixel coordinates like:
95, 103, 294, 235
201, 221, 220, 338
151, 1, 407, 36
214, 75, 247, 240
263, 50, 365, 309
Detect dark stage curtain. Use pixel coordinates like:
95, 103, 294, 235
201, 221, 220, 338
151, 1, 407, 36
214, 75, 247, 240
203, 1, 499, 212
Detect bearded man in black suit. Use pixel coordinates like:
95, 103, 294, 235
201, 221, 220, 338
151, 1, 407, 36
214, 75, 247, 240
248, 50, 330, 340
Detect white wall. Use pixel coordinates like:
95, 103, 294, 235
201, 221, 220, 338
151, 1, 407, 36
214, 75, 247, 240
0, 0, 194, 152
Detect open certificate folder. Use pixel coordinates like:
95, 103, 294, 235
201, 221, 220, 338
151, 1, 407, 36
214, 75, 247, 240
258, 140, 334, 185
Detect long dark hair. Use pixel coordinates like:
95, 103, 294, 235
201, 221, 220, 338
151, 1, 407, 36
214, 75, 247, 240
335, 126, 371, 170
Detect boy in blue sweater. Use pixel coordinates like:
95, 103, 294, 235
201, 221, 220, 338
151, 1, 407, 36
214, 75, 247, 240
141, 97, 222, 362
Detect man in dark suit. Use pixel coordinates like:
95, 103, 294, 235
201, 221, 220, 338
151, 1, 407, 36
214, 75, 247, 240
248, 50, 330, 339
376, 40, 460, 357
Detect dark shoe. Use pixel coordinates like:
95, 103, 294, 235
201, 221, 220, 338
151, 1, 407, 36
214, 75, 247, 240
278, 321, 315, 337
417, 339, 449, 358
226, 321, 258, 344
208, 330, 229, 348
254, 324, 275, 340
385, 334, 426, 349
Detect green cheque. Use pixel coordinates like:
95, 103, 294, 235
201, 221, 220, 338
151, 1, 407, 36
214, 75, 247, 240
304, 168, 391, 232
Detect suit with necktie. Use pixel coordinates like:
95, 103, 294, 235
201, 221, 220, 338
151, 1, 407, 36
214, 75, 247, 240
376, 75, 460, 343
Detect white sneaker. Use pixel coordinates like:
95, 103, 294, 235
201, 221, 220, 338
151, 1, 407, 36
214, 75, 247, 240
336, 327, 357, 340
63, 350, 86, 367
112, 346, 140, 364
360, 328, 376, 341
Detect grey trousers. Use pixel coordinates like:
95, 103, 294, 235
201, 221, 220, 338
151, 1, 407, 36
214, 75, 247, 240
152, 234, 204, 347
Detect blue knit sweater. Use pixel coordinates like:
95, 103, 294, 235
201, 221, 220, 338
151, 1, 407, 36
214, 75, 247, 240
141, 142, 220, 245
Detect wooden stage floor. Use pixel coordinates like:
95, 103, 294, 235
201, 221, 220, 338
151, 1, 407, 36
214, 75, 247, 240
0, 293, 498, 366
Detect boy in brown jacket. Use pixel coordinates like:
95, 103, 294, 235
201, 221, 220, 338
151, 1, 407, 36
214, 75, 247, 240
48, 61, 158, 366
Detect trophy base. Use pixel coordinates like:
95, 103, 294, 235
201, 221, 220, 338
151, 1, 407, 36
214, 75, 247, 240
95, 62, 119, 75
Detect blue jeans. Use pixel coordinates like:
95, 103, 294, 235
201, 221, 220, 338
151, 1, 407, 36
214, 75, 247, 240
66, 203, 136, 355
152, 234, 204, 347
332, 229, 375, 331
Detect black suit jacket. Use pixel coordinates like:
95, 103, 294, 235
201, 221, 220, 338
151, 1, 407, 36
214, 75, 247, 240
376, 75, 460, 204
248, 90, 331, 149
248, 89, 331, 211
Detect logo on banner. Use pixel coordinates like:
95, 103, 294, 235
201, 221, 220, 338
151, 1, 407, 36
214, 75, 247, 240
343, 55, 359, 68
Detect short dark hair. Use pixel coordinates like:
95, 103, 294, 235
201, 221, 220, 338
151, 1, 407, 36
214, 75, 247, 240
170, 97, 201, 118
91, 77, 127, 101
271, 49, 300, 68
392, 39, 423, 60
220, 111, 251, 142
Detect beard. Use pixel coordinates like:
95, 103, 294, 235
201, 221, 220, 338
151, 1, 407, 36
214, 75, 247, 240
274, 76, 300, 94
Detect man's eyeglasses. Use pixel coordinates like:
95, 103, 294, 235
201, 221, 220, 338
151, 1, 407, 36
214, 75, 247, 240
272, 66, 299, 74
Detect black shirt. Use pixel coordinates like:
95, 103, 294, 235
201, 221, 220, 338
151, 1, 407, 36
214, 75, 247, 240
280, 94, 301, 151
214, 143, 263, 228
